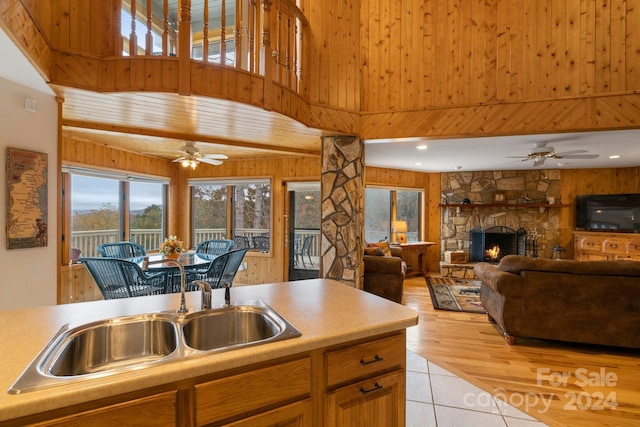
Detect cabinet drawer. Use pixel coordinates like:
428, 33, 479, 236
627, 240, 640, 256
31, 391, 177, 427
325, 333, 405, 388
577, 236, 603, 252
195, 357, 311, 426
603, 238, 627, 255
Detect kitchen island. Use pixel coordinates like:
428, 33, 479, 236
0, 279, 417, 426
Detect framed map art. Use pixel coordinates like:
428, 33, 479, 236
6, 148, 48, 249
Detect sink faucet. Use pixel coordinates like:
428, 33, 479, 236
192, 281, 212, 309
142, 257, 189, 314
223, 281, 231, 307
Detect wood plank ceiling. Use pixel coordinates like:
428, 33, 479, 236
56, 85, 326, 161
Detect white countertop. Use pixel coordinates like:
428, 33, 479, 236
0, 279, 418, 421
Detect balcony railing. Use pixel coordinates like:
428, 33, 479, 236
71, 227, 320, 258
121, 0, 308, 95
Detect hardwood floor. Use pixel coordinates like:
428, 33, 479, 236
402, 275, 640, 427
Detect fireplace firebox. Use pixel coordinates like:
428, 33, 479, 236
469, 226, 527, 262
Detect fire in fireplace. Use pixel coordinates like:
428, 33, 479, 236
469, 226, 527, 262
485, 244, 501, 261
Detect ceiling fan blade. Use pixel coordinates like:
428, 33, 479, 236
172, 157, 187, 163
199, 157, 224, 166
532, 158, 545, 167
505, 156, 529, 159
558, 154, 600, 159
203, 154, 228, 160
552, 150, 588, 157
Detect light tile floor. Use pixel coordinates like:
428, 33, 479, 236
406, 350, 549, 427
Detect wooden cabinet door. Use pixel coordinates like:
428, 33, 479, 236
326, 370, 405, 427
195, 357, 311, 426
30, 391, 177, 427
222, 399, 312, 427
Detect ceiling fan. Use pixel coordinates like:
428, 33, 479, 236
172, 141, 228, 169
507, 142, 599, 167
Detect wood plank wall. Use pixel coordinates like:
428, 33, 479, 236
360, 0, 640, 111
358, 0, 640, 139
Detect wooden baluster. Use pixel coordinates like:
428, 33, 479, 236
234, 0, 242, 69
130, 0, 137, 55
146, 0, 153, 55
178, 0, 192, 94
293, 18, 299, 90
220, 0, 227, 64
273, 7, 281, 82
163, 0, 169, 55
261, 0, 272, 108
248, 0, 256, 73
285, 9, 292, 88
203, 0, 209, 62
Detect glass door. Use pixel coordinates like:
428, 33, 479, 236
286, 182, 320, 281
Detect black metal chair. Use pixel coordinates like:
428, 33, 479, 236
195, 239, 234, 256
79, 257, 168, 299
190, 249, 249, 289
97, 242, 146, 259
251, 235, 270, 251
232, 235, 251, 250
294, 235, 315, 268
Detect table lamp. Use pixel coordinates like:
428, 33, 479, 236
392, 220, 408, 243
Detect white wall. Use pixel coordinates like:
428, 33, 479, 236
0, 77, 58, 310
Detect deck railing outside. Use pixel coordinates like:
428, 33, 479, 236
71, 227, 320, 258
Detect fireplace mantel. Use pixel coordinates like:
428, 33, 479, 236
438, 203, 569, 208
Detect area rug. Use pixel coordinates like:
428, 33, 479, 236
426, 276, 486, 313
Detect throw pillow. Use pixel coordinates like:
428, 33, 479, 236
364, 246, 385, 256
377, 240, 392, 256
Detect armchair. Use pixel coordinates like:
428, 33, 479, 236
363, 246, 406, 303
79, 257, 167, 299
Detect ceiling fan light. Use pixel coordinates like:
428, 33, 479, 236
181, 159, 190, 167
190, 160, 198, 169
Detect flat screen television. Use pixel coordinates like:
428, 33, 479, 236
575, 194, 640, 233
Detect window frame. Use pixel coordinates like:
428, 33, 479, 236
364, 185, 424, 244
189, 177, 273, 252
61, 166, 169, 263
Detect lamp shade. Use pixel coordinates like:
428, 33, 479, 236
392, 220, 408, 233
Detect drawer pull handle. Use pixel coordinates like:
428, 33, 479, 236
359, 355, 383, 366
359, 383, 383, 395
609, 244, 618, 248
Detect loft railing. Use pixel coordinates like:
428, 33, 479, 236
120, 0, 308, 95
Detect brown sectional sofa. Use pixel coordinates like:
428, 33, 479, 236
474, 255, 640, 349
363, 246, 406, 303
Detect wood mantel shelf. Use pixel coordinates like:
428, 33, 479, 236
438, 203, 570, 208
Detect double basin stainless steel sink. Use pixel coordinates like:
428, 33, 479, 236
9, 300, 301, 394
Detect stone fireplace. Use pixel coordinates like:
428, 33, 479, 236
440, 170, 562, 262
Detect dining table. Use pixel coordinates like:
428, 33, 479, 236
128, 252, 217, 293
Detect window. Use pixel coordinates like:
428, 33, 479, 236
65, 168, 167, 259
191, 178, 271, 250
365, 187, 422, 244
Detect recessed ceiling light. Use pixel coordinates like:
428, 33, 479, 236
609, 154, 621, 159
416, 145, 428, 150
415, 162, 423, 166
454, 166, 463, 170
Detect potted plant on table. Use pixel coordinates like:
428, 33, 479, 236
159, 235, 185, 259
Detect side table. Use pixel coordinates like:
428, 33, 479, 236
392, 241, 437, 276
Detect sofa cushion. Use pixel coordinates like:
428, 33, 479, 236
498, 254, 640, 277
367, 240, 392, 256
364, 246, 385, 256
